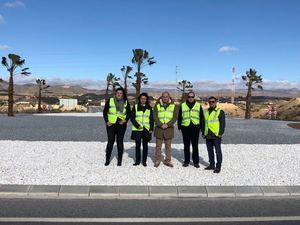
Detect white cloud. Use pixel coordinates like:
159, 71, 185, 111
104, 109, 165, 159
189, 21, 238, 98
218, 46, 239, 53
3, 0, 25, 8
0, 44, 10, 50
0, 14, 5, 24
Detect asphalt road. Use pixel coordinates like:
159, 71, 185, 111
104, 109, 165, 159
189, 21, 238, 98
0, 114, 299, 144
0, 197, 299, 225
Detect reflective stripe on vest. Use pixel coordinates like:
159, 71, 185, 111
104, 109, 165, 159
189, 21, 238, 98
132, 104, 151, 131
107, 97, 127, 124
181, 102, 201, 126
204, 107, 221, 136
157, 103, 175, 124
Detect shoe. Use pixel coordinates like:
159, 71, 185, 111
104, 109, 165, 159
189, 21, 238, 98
213, 168, 221, 173
104, 161, 110, 166
204, 165, 215, 170
117, 162, 122, 166
182, 163, 189, 167
154, 161, 160, 167
133, 163, 140, 166
194, 164, 200, 168
142, 162, 147, 167
164, 161, 174, 167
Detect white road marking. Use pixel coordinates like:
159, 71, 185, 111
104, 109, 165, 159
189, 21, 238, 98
0, 216, 300, 223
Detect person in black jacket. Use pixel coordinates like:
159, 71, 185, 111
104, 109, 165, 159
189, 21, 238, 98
178, 91, 204, 168
203, 96, 225, 173
130, 93, 154, 167
103, 87, 131, 166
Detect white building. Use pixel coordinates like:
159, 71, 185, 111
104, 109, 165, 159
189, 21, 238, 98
59, 99, 78, 108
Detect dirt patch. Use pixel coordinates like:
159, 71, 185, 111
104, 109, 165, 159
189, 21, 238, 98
287, 123, 300, 129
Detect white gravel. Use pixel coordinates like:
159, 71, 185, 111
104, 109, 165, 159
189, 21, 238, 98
0, 141, 299, 186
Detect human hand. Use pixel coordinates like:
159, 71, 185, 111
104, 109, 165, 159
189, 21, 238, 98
106, 122, 112, 127
119, 120, 126, 125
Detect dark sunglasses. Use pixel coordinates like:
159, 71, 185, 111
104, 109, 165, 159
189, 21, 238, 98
208, 101, 215, 103
188, 96, 195, 98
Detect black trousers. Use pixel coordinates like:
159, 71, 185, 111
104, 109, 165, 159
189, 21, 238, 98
135, 138, 148, 164
181, 125, 200, 164
206, 138, 222, 168
105, 123, 127, 164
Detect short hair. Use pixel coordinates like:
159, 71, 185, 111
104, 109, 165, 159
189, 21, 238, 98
208, 96, 217, 101
187, 91, 195, 96
162, 91, 170, 97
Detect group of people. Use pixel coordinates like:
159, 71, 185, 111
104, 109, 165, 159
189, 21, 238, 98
103, 87, 225, 173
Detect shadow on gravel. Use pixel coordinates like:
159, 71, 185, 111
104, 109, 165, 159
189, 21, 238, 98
125, 145, 210, 167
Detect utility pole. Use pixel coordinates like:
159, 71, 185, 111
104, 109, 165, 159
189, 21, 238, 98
175, 65, 180, 100
231, 66, 236, 104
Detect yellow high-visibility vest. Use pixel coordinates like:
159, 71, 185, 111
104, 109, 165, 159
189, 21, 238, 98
132, 104, 151, 131
157, 103, 175, 124
107, 97, 127, 124
181, 102, 201, 126
204, 107, 221, 136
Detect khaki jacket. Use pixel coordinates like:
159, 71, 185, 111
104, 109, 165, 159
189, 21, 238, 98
153, 98, 178, 139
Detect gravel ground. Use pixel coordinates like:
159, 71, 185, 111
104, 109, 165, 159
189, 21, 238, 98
0, 141, 299, 186
0, 113, 299, 144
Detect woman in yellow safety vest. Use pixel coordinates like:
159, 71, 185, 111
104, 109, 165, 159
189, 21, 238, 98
103, 87, 131, 166
130, 93, 154, 167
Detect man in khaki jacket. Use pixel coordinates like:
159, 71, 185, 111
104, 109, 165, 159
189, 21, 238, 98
153, 92, 178, 167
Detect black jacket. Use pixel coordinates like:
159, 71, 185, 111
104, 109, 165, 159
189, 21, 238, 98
130, 104, 154, 141
177, 100, 204, 130
205, 107, 226, 139
103, 98, 131, 123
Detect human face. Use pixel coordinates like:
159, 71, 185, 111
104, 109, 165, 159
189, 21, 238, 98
115, 90, 124, 99
162, 92, 170, 104
208, 99, 216, 108
187, 93, 195, 103
140, 96, 147, 105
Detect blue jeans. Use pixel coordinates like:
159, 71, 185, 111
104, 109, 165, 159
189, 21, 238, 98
206, 138, 222, 168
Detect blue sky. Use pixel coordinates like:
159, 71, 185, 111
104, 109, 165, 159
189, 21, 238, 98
0, 0, 299, 88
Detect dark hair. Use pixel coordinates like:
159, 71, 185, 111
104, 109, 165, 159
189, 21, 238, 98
187, 91, 195, 96
208, 96, 217, 101
115, 87, 127, 100
138, 92, 149, 106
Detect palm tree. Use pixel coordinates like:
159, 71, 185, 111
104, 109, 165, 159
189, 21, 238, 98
105, 73, 120, 101
36, 79, 50, 113
177, 80, 193, 101
242, 68, 263, 119
1, 54, 30, 116
121, 65, 133, 94
131, 49, 156, 100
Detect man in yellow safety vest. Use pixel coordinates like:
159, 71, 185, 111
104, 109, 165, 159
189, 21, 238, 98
203, 96, 225, 173
153, 92, 178, 167
178, 91, 204, 168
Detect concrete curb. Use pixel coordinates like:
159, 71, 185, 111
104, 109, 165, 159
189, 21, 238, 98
0, 185, 299, 199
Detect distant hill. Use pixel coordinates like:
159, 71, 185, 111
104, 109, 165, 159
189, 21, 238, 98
0, 81, 299, 99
